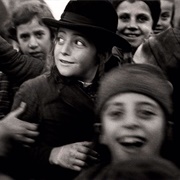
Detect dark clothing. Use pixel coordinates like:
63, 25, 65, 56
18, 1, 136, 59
0, 35, 46, 118
75, 156, 180, 180
11, 66, 97, 180
105, 46, 133, 72
0, 36, 44, 85
0, 71, 19, 119
0, 72, 11, 119
135, 27, 180, 167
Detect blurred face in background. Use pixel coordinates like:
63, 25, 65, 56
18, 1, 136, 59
154, 0, 174, 34
116, 0, 153, 51
17, 17, 52, 61
100, 92, 166, 163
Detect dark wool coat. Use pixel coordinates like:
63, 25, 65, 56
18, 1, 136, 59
0, 36, 45, 85
11, 66, 96, 180
0, 35, 45, 119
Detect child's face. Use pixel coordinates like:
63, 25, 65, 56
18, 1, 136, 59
54, 28, 99, 82
116, 0, 153, 50
154, 0, 174, 34
100, 92, 166, 163
16, 17, 52, 61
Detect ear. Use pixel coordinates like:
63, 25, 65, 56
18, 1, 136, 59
94, 123, 107, 144
94, 123, 101, 134
167, 121, 174, 141
97, 51, 111, 63
12, 40, 20, 52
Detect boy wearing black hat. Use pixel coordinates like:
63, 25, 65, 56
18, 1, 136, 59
10, 0, 130, 179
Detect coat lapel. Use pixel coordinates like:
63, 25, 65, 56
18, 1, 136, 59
60, 83, 95, 115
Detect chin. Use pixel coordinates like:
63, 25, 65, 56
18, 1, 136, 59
60, 72, 72, 77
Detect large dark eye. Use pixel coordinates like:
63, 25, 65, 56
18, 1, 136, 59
119, 14, 130, 22
137, 109, 156, 120
137, 14, 149, 23
35, 31, 44, 39
20, 34, 30, 41
56, 36, 64, 45
75, 40, 85, 46
161, 12, 171, 20
107, 110, 124, 120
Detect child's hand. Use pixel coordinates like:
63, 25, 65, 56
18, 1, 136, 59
49, 141, 99, 171
0, 102, 39, 146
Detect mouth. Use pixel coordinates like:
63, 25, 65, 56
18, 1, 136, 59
121, 31, 140, 38
121, 34, 141, 43
118, 136, 146, 149
30, 52, 44, 59
60, 59, 74, 64
125, 34, 139, 38
153, 29, 162, 34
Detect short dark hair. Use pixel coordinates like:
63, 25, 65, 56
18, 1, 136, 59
5, 1, 55, 41
111, 0, 161, 29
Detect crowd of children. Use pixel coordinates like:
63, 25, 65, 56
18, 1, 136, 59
0, 0, 180, 179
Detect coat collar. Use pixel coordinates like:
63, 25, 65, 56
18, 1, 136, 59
50, 65, 96, 116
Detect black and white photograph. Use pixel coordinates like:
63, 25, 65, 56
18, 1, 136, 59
0, 0, 180, 179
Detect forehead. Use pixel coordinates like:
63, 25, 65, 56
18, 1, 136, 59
105, 92, 158, 107
57, 27, 94, 43
161, 0, 174, 10
17, 17, 49, 33
58, 27, 88, 37
117, 0, 151, 15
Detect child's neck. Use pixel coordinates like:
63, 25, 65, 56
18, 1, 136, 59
78, 80, 93, 87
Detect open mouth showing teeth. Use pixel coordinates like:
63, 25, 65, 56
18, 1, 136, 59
119, 137, 146, 148
121, 141, 144, 148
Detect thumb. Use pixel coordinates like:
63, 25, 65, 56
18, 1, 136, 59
13, 102, 26, 117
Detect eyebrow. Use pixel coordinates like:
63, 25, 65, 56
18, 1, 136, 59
103, 102, 124, 111
58, 30, 86, 37
19, 32, 29, 37
136, 13, 151, 17
136, 101, 157, 109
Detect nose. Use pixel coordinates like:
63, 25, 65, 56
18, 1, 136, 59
28, 36, 38, 49
123, 114, 140, 129
60, 41, 71, 56
127, 18, 138, 30
156, 19, 163, 27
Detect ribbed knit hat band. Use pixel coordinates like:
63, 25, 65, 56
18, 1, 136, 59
96, 64, 173, 117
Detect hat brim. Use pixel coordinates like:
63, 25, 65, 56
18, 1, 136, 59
43, 18, 131, 52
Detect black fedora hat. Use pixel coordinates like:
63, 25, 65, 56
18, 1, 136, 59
43, 0, 131, 51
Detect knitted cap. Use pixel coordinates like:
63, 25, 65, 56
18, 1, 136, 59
96, 64, 173, 116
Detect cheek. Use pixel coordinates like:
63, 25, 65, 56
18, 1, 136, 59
163, 20, 171, 27
18, 42, 28, 54
146, 119, 166, 143
140, 24, 153, 37
117, 20, 126, 31
45, 38, 53, 50
54, 45, 60, 58
100, 119, 117, 144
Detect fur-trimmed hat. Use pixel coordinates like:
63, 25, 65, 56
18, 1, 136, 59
96, 64, 173, 116
43, 0, 131, 51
